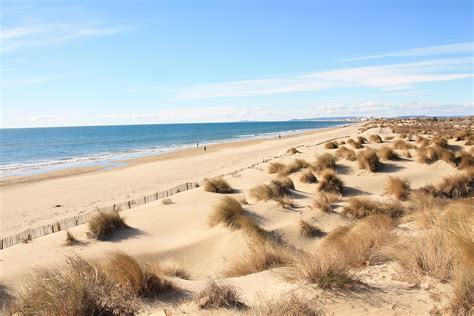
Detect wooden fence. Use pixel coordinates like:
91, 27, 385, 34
0, 134, 348, 250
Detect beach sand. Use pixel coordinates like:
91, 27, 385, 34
1, 121, 472, 315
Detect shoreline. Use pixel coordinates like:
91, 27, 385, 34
0, 123, 360, 237
1, 123, 352, 187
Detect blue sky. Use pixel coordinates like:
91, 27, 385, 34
1, 0, 473, 128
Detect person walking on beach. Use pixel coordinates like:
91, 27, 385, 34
196, 142, 199, 148
204, 146, 207, 152
279, 134, 281, 139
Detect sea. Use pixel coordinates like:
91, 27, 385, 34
0, 121, 350, 177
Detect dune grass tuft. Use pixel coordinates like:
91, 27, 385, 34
377, 146, 398, 161
268, 162, 287, 174
299, 220, 324, 238
313, 192, 339, 213
312, 153, 337, 173
343, 197, 404, 219
286, 147, 301, 155
357, 148, 381, 172
161, 198, 173, 205
456, 151, 474, 169
8, 256, 141, 315
283, 159, 309, 175
224, 241, 292, 277
347, 139, 363, 149
318, 169, 344, 195
88, 211, 129, 240
393, 139, 412, 150
197, 280, 246, 310
369, 134, 383, 143
204, 177, 234, 193
335, 146, 356, 161
102, 252, 176, 298
385, 176, 410, 200
357, 136, 367, 144
65, 230, 77, 246
324, 141, 338, 149
300, 169, 317, 183
208, 196, 248, 229
246, 295, 323, 316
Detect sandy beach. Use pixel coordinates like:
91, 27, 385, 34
0, 124, 355, 237
1, 119, 473, 315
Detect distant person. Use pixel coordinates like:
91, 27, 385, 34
196, 142, 199, 148
279, 134, 281, 139
204, 146, 207, 152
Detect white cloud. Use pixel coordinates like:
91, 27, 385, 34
0, 23, 125, 53
342, 42, 474, 61
176, 57, 473, 100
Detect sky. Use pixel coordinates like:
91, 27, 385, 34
0, 0, 473, 128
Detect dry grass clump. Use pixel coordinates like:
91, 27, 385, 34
343, 197, 404, 219
430, 136, 448, 148
323, 215, 395, 267
313, 192, 339, 213
453, 130, 470, 141
335, 146, 356, 161
208, 196, 249, 229
369, 134, 383, 143
65, 230, 77, 246
357, 149, 381, 172
249, 184, 274, 201
324, 141, 338, 149
285, 251, 355, 290
456, 151, 474, 169
8, 256, 140, 315
204, 177, 234, 193
400, 150, 412, 158
246, 295, 323, 316
88, 211, 129, 240
299, 220, 324, 238
268, 162, 287, 174
197, 280, 246, 310
392, 139, 412, 150
161, 198, 173, 205
384, 135, 394, 141
347, 138, 363, 149
466, 135, 474, 146
357, 136, 367, 144
283, 159, 309, 175
385, 176, 410, 200
224, 241, 292, 277
312, 153, 337, 173
317, 169, 344, 195
286, 147, 301, 155
102, 252, 176, 298
451, 269, 474, 315
300, 169, 317, 183
433, 170, 474, 199
377, 146, 398, 161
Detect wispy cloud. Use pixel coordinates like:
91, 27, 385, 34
176, 57, 473, 100
342, 42, 474, 61
2, 76, 56, 87
0, 23, 125, 53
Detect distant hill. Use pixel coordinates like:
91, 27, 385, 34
289, 116, 362, 122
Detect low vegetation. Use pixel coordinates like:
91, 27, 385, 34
343, 197, 404, 219
347, 138, 363, 149
65, 230, 77, 246
299, 220, 324, 238
197, 280, 246, 310
300, 169, 317, 183
324, 141, 338, 149
357, 148, 381, 172
385, 176, 410, 200
369, 134, 383, 143
88, 211, 129, 240
246, 295, 323, 316
393, 139, 412, 150
208, 196, 251, 229
419, 169, 473, 199
335, 146, 356, 161
161, 198, 173, 205
377, 146, 398, 161
224, 241, 292, 277
204, 177, 234, 193
268, 162, 287, 174
286, 147, 301, 155
313, 192, 339, 213
312, 153, 337, 173
317, 169, 344, 195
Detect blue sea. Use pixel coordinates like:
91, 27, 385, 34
0, 121, 350, 177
